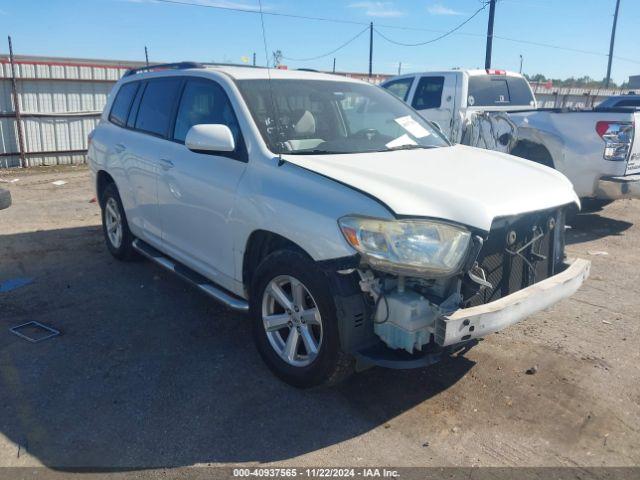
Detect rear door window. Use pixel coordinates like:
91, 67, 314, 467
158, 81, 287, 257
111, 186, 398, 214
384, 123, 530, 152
134, 77, 183, 137
382, 77, 414, 101
109, 82, 139, 127
411, 76, 444, 109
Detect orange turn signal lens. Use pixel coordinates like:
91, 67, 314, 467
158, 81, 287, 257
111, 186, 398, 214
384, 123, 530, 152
341, 226, 359, 247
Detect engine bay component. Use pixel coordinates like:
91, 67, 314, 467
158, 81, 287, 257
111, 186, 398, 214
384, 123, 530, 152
373, 283, 440, 353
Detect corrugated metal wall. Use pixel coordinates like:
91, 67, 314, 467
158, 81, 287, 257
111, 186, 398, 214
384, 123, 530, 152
0, 56, 137, 168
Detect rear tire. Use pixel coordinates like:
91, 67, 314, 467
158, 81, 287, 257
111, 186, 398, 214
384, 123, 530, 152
250, 249, 353, 388
100, 182, 137, 261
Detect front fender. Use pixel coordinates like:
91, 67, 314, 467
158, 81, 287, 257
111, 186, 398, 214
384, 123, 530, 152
231, 158, 393, 282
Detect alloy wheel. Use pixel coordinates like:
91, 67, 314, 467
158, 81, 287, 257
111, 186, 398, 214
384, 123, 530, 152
105, 197, 123, 249
261, 275, 323, 367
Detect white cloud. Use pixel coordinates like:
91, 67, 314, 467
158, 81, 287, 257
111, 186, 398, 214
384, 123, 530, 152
349, 2, 404, 18
427, 3, 463, 16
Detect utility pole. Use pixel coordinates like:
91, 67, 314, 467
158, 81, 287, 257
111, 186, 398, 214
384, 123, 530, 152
484, 0, 496, 69
519, 54, 523, 73
253, 52, 256, 66
368, 22, 373, 79
144, 46, 149, 67
605, 0, 621, 88
332, 57, 336, 73
398, 62, 402, 75
8, 36, 26, 168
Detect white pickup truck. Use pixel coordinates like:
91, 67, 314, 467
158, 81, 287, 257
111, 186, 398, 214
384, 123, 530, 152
382, 69, 640, 203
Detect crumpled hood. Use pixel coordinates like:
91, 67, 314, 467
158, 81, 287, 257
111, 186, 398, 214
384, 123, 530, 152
283, 144, 578, 231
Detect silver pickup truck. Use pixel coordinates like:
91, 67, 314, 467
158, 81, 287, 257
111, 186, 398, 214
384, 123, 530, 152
382, 69, 640, 203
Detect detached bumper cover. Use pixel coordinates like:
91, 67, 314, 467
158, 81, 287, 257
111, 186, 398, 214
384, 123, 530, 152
435, 258, 590, 347
595, 174, 640, 200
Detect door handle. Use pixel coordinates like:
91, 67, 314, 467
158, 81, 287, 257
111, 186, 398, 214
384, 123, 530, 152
159, 158, 174, 171
113, 143, 126, 153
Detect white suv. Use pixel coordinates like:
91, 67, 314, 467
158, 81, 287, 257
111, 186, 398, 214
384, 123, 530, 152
88, 62, 590, 387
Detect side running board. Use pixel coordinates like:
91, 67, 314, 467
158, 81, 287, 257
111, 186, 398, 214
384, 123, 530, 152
132, 239, 249, 312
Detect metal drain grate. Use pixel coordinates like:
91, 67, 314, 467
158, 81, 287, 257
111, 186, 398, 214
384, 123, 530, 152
10, 321, 60, 343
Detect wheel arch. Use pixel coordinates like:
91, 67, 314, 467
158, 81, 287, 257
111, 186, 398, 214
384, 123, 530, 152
96, 170, 116, 207
242, 229, 313, 296
510, 140, 555, 169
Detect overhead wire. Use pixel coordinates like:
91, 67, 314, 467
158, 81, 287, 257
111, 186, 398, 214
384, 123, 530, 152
130, 0, 639, 66
148, 0, 368, 25
374, 4, 489, 47
281, 26, 370, 62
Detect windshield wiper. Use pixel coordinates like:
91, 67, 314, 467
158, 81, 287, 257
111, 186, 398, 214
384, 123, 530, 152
380, 144, 436, 152
287, 149, 355, 155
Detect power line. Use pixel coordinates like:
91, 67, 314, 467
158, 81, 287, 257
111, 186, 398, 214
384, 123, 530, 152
493, 35, 640, 65
148, 0, 368, 25
373, 4, 488, 47
282, 26, 370, 62
126, 0, 640, 66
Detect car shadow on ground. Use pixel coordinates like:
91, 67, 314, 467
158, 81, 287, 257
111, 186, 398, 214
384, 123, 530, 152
0, 227, 475, 469
566, 212, 632, 245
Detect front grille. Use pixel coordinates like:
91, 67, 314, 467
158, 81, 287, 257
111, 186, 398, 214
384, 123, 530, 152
464, 207, 565, 307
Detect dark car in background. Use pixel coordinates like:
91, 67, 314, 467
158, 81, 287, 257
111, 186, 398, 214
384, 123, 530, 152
595, 94, 640, 110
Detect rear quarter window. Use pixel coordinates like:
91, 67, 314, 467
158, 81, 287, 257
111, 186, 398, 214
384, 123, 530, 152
109, 82, 139, 127
467, 75, 534, 107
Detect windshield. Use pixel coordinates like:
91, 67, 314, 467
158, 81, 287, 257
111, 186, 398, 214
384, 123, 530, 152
236, 79, 449, 154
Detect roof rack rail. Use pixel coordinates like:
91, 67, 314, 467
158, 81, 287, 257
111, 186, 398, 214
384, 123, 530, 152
124, 61, 204, 77
297, 68, 319, 72
201, 62, 266, 69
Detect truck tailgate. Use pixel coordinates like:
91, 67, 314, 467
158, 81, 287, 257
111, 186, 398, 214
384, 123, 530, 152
625, 112, 640, 175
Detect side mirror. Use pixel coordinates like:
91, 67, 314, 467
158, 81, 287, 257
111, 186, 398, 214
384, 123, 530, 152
185, 124, 235, 153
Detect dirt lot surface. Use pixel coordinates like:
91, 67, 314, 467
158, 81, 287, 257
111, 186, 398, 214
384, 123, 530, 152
0, 165, 639, 469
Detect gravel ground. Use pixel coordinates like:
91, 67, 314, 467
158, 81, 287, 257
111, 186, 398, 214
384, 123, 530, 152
0, 165, 638, 469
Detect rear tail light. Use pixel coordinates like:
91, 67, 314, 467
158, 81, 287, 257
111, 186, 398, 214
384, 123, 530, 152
486, 69, 506, 75
595, 121, 634, 161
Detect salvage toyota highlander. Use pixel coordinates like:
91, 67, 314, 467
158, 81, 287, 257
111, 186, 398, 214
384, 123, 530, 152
88, 62, 590, 387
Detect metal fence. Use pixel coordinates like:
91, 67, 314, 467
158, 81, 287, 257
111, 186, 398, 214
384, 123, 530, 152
531, 84, 633, 109
0, 55, 141, 168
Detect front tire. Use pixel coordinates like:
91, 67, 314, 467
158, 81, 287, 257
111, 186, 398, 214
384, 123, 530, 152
250, 250, 352, 388
100, 182, 137, 261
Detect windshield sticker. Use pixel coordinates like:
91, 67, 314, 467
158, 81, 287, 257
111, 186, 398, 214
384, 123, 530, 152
394, 115, 431, 138
385, 134, 417, 149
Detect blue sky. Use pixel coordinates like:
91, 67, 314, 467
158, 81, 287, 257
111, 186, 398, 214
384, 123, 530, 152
0, 0, 638, 84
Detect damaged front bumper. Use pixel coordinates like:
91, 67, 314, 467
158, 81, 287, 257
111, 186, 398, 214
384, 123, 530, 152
595, 174, 640, 200
435, 258, 590, 347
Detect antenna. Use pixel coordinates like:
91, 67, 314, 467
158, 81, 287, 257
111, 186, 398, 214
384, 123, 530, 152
257, 0, 284, 165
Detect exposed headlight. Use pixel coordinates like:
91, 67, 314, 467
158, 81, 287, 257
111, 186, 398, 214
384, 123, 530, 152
338, 216, 471, 277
